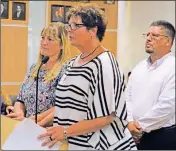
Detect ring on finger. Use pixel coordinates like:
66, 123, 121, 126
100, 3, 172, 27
50, 136, 53, 141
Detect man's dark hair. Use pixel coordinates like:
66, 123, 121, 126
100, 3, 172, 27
150, 20, 175, 45
67, 3, 107, 42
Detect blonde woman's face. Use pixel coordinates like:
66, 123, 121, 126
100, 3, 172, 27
40, 34, 61, 58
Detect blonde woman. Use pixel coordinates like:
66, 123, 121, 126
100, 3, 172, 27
6, 22, 70, 127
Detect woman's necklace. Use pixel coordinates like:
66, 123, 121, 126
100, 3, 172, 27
80, 45, 101, 59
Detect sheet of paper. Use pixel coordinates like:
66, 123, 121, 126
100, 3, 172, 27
2, 118, 62, 150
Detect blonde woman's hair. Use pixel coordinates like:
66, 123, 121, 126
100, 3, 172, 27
31, 22, 70, 82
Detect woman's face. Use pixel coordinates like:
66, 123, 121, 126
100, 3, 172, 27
40, 34, 61, 58
67, 16, 92, 47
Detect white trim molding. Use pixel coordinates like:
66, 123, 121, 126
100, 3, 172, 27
1, 24, 28, 27
1, 82, 22, 86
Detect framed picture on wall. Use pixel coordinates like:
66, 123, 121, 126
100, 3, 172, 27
0, 0, 9, 19
12, 2, 26, 20
104, 0, 115, 4
64, 6, 71, 23
51, 5, 64, 23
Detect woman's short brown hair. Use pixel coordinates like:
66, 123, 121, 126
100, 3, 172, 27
67, 3, 107, 42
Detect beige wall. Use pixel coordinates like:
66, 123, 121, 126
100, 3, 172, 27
1, 1, 29, 95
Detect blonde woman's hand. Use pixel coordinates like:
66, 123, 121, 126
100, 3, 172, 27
6, 106, 15, 114
29, 114, 43, 122
29, 116, 43, 127
6, 112, 25, 121
29, 115, 35, 121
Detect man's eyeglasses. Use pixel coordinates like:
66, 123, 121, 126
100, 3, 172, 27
142, 33, 170, 39
65, 23, 85, 31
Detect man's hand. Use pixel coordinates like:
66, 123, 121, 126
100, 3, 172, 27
128, 121, 141, 134
127, 121, 143, 143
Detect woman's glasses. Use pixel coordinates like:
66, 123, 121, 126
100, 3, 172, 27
65, 23, 85, 31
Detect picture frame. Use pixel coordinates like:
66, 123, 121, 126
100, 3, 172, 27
12, 2, 26, 20
64, 6, 71, 23
104, 0, 115, 4
0, 0, 9, 19
51, 5, 64, 23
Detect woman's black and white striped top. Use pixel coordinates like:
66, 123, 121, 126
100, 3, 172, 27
54, 51, 136, 150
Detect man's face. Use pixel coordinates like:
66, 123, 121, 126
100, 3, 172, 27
144, 26, 170, 55
16, 5, 22, 12
1, 4, 4, 12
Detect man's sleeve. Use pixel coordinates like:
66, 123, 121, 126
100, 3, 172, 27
138, 71, 175, 133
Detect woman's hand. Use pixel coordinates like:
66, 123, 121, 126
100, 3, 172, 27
29, 115, 46, 127
37, 126, 65, 148
29, 115, 35, 121
29, 114, 43, 122
29, 116, 43, 127
6, 106, 15, 114
6, 112, 25, 121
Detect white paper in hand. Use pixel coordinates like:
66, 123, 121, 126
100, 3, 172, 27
2, 118, 61, 150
